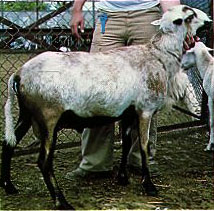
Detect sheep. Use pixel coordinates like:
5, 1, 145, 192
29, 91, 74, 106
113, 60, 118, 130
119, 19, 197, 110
167, 69, 201, 119
0, 5, 211, 210
181, 41, 214, 151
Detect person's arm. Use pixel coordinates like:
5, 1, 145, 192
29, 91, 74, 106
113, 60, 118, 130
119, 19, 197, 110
70, 0, 87, 38
160, 0, 181, 13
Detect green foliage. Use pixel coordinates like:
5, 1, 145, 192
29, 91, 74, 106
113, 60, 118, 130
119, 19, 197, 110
3, 2, 48, 11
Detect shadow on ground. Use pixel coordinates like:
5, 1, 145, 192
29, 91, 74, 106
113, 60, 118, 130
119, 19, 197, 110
0, 127, 213, 210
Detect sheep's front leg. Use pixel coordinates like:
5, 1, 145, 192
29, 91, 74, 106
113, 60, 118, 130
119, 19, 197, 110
138, 112, 157, 196
205, 97, 214, 151
117, 119, 133, 185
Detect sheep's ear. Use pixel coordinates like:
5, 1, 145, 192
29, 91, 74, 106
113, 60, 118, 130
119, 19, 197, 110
207, 17, 213, 22
206, 47, 214, 51
151, 19, 161, 26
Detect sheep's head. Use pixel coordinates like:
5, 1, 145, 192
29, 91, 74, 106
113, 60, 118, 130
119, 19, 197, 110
191, 8, 212, 36
181, 42, 213, 70
151, 5, 212, 39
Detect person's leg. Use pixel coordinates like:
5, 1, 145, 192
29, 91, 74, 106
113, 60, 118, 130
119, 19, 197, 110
128, 6, 161, 45
127, 113, 157, 168
79, 124, 115, 172
67, 12, 129, 177
90, 12, 127, 52
126, 7, 161, 167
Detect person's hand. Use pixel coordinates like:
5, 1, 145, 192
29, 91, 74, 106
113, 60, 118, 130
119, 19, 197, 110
70, 9, 84, 39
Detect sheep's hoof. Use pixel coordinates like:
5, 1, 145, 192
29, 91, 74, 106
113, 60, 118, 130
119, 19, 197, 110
0, 180, 18, 194
55, 195, 75, 210
117, 172, 129, 186
204, 143, 214, 152
55, 202, 75, 210
142, 181, 158, 196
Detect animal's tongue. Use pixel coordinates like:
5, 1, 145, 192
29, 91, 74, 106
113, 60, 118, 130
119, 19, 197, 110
194, 36, 200, 42
183, 35, 200, 53
183, 40, 190, 51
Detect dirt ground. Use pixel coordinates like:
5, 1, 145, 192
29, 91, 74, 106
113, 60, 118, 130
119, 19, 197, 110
0, 126, 213, 210
1, 53, 213, 210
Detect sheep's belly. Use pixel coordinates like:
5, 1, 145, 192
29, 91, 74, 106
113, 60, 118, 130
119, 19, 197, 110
56, 106, 137, 133
63, 85, 137, 118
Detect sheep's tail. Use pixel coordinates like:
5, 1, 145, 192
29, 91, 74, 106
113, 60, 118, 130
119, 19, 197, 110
4, 73, 18, 147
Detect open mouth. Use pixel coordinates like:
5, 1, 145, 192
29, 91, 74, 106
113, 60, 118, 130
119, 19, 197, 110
183, 33, 196, 52
183, 23, 209, 53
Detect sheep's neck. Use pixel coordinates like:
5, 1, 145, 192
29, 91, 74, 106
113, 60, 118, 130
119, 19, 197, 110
152, 31, 184, 58
195, 50, 213, 79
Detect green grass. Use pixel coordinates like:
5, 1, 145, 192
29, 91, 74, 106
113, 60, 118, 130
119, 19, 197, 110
0, 53, 36, 146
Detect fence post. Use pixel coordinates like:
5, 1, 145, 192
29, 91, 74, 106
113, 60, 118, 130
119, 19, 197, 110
1, 0, 4, 29
92, 0, 95, 28
36, 0, 39, 26
201, 0, 213, 124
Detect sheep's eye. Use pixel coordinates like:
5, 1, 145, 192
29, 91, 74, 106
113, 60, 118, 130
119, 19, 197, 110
185, 15, 194, 23
173, 18, 183, 25
185, 18, 191, 23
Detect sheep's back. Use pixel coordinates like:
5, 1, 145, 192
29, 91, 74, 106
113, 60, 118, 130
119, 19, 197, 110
18, 51, 141, 118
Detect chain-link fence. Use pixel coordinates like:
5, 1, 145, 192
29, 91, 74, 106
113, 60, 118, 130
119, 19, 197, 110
0, 0, 98, 151
0, 0, 212, 154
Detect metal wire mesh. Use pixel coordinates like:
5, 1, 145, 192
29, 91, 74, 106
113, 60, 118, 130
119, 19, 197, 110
0, 0, 212, 151
0, 0, 97, 148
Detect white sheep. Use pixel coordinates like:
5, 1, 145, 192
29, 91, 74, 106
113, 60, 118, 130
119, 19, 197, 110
182, 41, 214, 151
1, 5, 211, 210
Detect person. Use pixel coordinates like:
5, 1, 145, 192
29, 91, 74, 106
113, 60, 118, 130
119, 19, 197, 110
66, 0, 181, 179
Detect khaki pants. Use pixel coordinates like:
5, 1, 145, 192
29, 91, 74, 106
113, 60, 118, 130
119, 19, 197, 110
79, 7, 161, 172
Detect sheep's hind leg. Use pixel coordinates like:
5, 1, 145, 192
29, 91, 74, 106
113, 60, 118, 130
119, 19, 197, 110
0, 113, 31, 194
38, 123, 74, 210
138, 112, 157, 196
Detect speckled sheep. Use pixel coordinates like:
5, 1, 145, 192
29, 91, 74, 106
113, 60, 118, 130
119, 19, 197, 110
1, 5, 211, 210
